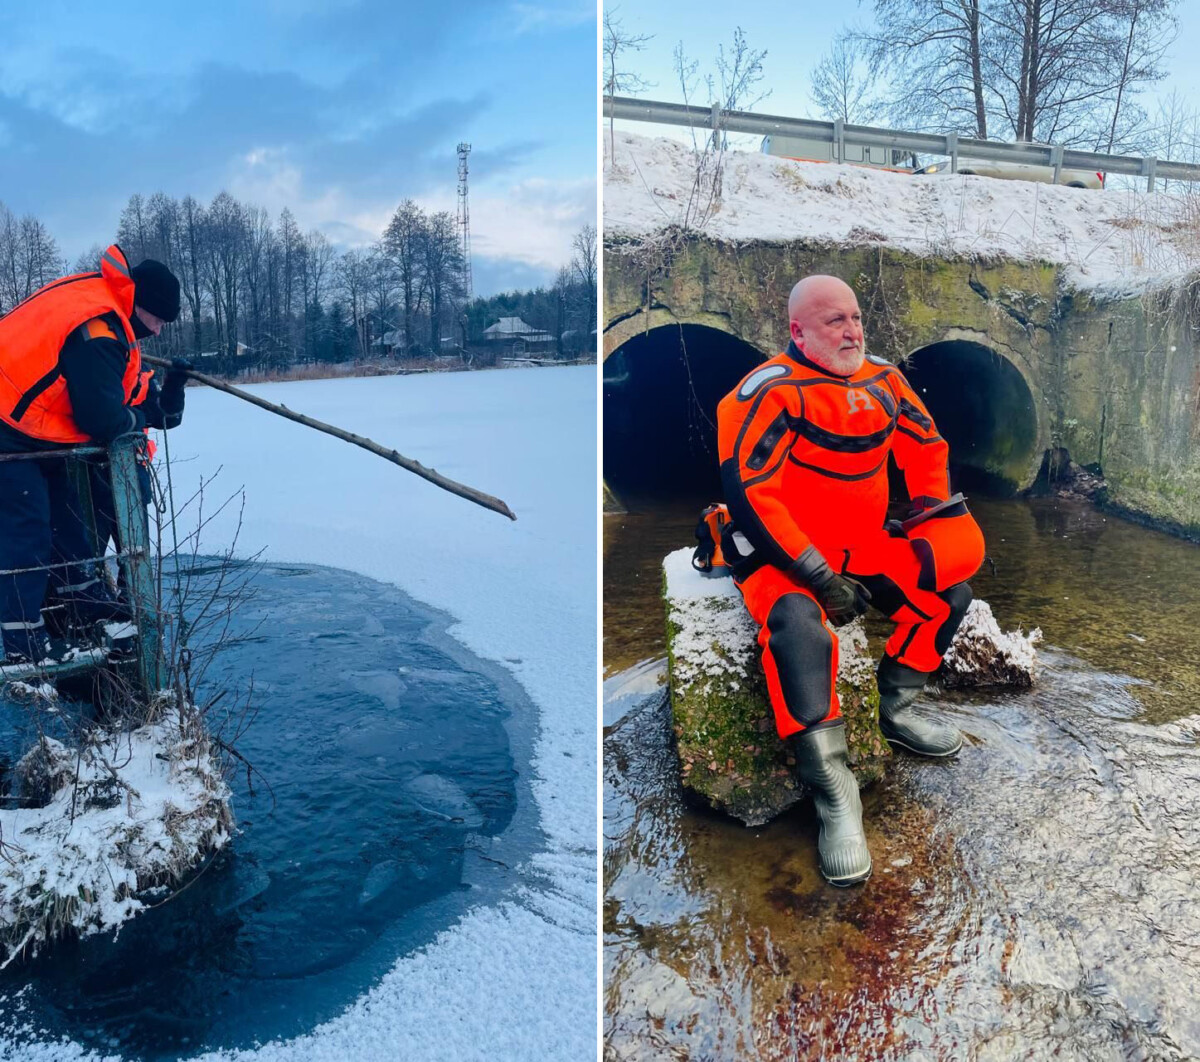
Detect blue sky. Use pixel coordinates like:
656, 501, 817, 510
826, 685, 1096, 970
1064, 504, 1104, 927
0, 0, 596, 296
608, 0, 1200, 149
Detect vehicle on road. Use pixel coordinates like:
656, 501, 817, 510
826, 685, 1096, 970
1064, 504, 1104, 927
914, 158, 1104, 189
761, 133, 915, 172
762, 131, 1104, 188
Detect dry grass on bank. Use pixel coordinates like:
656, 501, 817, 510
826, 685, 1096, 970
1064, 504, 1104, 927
189, 355, 594, 386
213, 358, 462, 385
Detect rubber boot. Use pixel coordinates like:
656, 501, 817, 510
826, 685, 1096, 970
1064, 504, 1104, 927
877, 657, 962, 757
55, 578, 132, 647
789, 722, 872, 887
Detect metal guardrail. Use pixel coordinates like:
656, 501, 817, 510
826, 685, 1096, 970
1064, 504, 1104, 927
605, 95, 1200, 191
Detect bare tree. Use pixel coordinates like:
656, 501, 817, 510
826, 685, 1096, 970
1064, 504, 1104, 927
204, 192, 246, 360
1095, 0, 1177, 153
705, 26, 771, 147
337, 249, 371, 360
860, 0, 1177, 147
382, 200, 427, 351
861, 0, 990, 138
811, 34, 883, 124
571, 224, 597, 337
278, 208, 303, 357
175, 196, 208, 359
553, 265, 572, 357
241, 207, 268, 347
117, 193, 151, 263
668, 28, 770, 232
0, 205, 22, 312
364, 245, 396, 356
603, 9, 654, 157
16, 218, 63, 301
72, 244, 107, 275
422, 212, 464, 353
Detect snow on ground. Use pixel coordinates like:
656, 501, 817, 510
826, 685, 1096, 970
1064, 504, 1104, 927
605, 130, 1198, 296
3, 366, 597, 1061
0, 715, 232, 966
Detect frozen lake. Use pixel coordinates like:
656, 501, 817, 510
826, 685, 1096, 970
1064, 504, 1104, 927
1, 365, 597, 1061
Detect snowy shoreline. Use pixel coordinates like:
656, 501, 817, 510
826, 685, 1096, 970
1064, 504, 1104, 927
1, 367, 597, 1061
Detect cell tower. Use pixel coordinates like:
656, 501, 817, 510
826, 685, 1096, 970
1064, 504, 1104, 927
456, 142, 473, 302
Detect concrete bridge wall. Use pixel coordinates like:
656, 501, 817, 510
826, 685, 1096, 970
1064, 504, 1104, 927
604, 236, 1200, 537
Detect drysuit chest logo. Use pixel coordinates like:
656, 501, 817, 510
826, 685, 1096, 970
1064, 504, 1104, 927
845, 389, 875, 414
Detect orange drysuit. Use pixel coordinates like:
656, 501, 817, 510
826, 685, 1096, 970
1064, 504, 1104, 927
716, 341, 983, 738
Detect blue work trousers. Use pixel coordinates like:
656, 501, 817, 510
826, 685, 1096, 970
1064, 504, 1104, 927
0, 458, 97, 659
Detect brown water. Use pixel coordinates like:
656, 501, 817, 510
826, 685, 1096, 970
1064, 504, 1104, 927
604, 496, 1200, 1060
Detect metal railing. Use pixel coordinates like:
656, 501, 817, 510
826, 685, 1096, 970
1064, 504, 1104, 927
605, 95, 1200, 191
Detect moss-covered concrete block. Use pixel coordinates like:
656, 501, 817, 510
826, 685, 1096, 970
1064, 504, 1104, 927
663, 548, 889, 827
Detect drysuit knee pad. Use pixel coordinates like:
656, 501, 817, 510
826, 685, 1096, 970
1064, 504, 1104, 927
906, 498, 986, 592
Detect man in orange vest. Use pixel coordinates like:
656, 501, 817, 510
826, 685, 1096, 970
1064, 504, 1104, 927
716, 274, 985, 886
0, 245, 185, 664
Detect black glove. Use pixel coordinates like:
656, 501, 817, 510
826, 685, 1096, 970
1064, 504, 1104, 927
789, 545, 872, 627
164, 358, 194, 393
907, 495, 944, 519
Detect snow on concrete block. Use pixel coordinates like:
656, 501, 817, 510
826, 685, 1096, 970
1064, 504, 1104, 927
940, 598, 1041, 689
0, 715, 233, 966
663, 547, 889, 827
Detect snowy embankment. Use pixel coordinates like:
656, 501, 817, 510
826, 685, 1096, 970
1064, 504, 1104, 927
4, 367, 597, 1061
0, 701, 231, 965
605, 130, 1196, 296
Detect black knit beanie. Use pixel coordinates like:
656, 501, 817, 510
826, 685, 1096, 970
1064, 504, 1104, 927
130, 259, 181, 322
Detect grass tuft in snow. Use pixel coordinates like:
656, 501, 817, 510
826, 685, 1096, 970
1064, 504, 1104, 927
0, 695, 232, 968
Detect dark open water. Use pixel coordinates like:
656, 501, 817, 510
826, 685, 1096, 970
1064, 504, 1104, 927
0, 562, 540, 1060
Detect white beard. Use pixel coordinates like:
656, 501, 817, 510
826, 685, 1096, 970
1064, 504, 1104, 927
805, 343, 865, 377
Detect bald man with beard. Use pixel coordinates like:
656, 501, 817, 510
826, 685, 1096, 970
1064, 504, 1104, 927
716, 275, 984, 886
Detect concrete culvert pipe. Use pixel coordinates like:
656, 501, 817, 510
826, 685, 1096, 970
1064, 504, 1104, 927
902, 340, 1040, 494
604, 324, 764, 503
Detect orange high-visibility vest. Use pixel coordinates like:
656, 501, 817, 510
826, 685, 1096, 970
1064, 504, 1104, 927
0, 244, 141, 444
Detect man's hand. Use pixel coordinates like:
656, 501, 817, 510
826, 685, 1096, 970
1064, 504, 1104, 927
789, 546, 872, 627
907, 495, 945, 519
163, 357, 194, 393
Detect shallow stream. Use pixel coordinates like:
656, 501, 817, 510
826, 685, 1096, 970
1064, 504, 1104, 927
0, 562, 539, 1060
605, 496, 1200, 1060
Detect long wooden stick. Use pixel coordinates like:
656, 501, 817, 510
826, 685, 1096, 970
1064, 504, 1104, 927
143, 356, 516, 521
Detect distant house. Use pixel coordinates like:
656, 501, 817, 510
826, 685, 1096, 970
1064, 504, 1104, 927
482, 316, 556, 355
370, 329, 406, 357
197, 342, 251, 359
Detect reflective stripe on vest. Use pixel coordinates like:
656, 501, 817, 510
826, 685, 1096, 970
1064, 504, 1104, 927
131, 368, 159, 462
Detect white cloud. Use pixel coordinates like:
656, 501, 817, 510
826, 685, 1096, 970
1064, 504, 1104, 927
417, 177, 596, 270
507, 1, 594, 35
223, 148, 595, 270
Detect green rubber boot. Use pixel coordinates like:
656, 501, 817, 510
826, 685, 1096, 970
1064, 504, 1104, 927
790, 723, 872, 887
877, 657, 963, 757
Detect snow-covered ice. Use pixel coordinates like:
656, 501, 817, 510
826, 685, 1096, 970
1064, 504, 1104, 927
605, 130, 1197, 296
1, 366, 597, 1060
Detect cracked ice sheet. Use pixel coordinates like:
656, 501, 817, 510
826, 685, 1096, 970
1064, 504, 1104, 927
4, 367, 597, 1061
